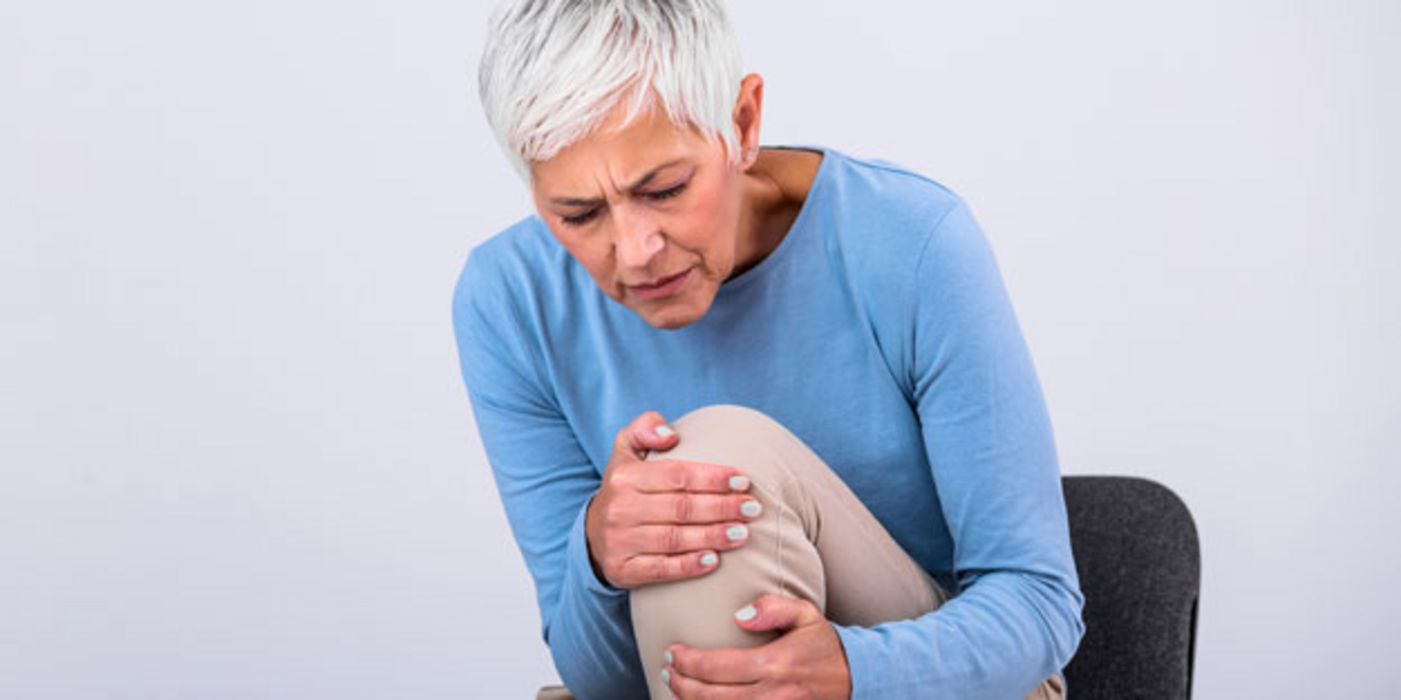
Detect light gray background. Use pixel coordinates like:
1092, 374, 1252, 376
2, 1, 1397, 698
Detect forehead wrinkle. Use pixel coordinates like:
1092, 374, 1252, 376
548, 155, 685, 207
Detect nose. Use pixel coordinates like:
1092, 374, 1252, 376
613, 206, 666, 270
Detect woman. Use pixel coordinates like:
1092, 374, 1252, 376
454, 1, 1084, 698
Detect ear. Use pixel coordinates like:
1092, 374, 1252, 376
731, 73, 765, 170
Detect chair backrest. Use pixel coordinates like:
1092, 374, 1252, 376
1061, 476, 1200, 700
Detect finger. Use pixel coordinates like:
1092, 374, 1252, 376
631, 459, 751, 494
619, 550, 720, 585
667, 643, 766, 685
614, 411, 679, 460
664, 663, 758, 699
639, 492, 759, 525
734, 594, 825, 634
628, 522, 752, 555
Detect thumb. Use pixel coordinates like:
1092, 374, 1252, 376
621, 411, 679, 458
734, 594, 824, 633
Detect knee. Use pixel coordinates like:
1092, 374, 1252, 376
648, 403, 813, 499
673, 403, 784, 436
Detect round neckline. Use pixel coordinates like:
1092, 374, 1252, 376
714, 143, 833, 298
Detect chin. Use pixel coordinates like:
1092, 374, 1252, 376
634, 291, 713, 330
639, 304, 701, 330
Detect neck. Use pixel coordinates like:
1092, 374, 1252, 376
728, 148, 821, 282
729, 158, 787, 281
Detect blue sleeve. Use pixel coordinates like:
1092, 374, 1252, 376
832, 198, 1086, 699
451, 249, 651, 700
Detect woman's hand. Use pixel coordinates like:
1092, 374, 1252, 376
662, 594, 852, 699
585, 411, 762, 589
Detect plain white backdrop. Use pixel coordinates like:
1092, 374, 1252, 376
2, 1, 1397, 697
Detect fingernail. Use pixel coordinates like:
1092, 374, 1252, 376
728, 475, 749, 491
664, 648, 674, 665
699, 552, 718, 567
655, 424, 675, 438
725, 524, 748, 542
659, 668, 671, 685
740, 500, 762, 518
734, 604, 757, 621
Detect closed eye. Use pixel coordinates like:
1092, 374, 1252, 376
561, 209, 598, 226
644, 181, 688, 202
558, 182, 689, 228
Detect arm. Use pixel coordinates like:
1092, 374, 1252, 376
451, 249, 650, 699
832, 198, 1085, 699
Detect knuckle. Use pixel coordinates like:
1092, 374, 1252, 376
660, 526, 682, 553
672, 494, 693, 523
603, 468, 631, 494
669, 465, 689, 490
600, 502, 622, 527
706, 496, 731, 523
607, 466, 631, 485
669, 556, 690, 580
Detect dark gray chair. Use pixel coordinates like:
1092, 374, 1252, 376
536, 475, 1202, 700
1062, 475, 1201, 700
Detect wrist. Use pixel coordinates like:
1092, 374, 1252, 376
583, 494, 610, 585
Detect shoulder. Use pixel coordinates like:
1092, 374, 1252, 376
451, 213, 579, 318
806, 146, 977, 298
455, 214, 549, 292
819, 146, 968, 244
451, 216, 546, 352
450, 215, 568, 390
806, 148, 990, 389
812, 146, 977, 290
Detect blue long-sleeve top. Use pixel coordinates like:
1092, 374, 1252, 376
451, 144, 1085, 700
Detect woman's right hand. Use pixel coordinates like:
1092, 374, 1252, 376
584, 410, 763, 590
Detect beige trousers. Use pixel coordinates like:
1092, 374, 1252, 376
540, 404, 1066, 700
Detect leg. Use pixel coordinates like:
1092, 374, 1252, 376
628, 404, 1064, 700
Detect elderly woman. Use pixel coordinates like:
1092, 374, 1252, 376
453, 1, 1084, 699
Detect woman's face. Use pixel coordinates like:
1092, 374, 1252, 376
528, 93, 756, 330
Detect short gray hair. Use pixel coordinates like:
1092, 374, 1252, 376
478, 0, 744, 182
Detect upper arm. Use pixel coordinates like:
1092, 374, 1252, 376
908, 198, 1076, 589
451, 249, 603, 629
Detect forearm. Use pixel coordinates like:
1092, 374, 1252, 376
542, 496, 650, 700
833, 569, 1083, 700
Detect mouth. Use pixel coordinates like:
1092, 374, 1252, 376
627, 267, 692, 301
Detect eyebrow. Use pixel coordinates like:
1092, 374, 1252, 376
548, 159, 687, 207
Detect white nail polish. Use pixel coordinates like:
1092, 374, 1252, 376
664, 649, 673, 665
734, 604, 757, 622
726, 524, 748, 541
728, 475, 750, 491
660, 668, 671, 685
700, 552, 718, 567
655, 424, 675, 438
740, 500, 762, 518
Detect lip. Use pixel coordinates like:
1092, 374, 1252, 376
628, 267, 692, 301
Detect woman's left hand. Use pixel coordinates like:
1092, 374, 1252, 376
662, 594, 852, 699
